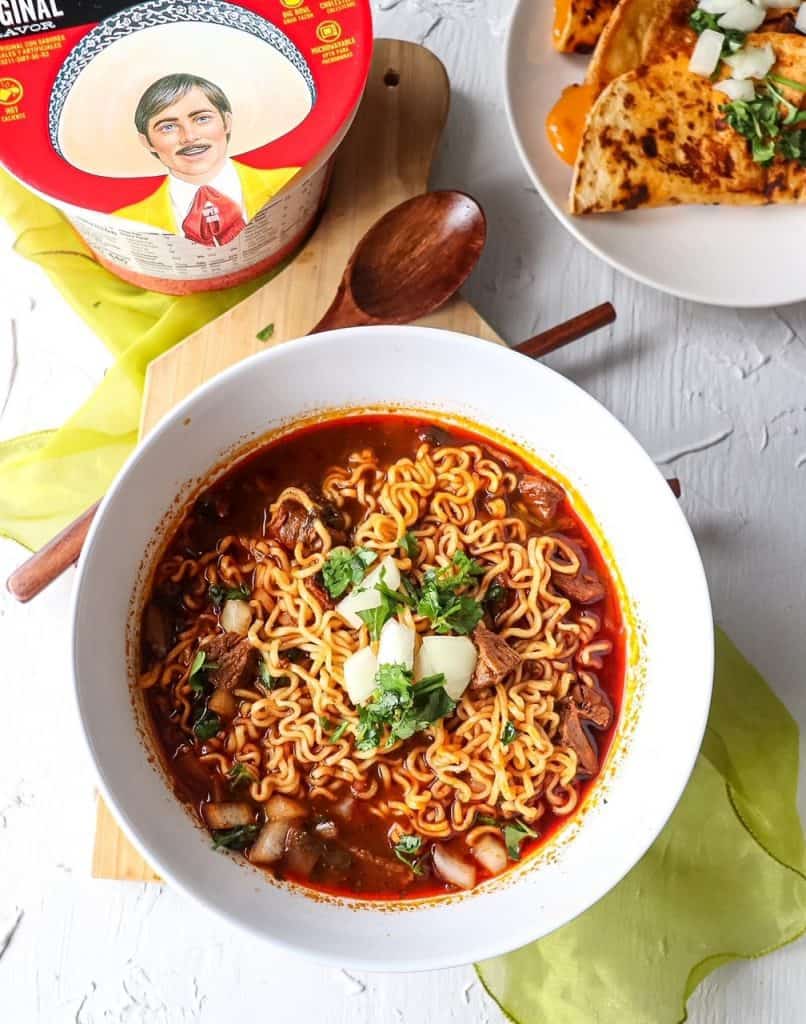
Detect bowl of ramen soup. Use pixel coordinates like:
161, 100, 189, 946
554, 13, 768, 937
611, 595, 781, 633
72, 326, 713, 969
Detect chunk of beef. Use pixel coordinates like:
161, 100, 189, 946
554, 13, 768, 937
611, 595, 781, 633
553, 566, 606, 605
200, 631, 258, 691
268, 495, 346, 552
268, 500, 318, 551
558, 703, 599, 776
347, 847, 413, 891
470, 623, 522, 690
143, 602, 171, 659
569, 681, 613, 730
306, 574, 334, 610
518, 474, 565, 523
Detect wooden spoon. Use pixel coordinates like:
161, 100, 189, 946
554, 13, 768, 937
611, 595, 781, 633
7, 197, 617, 603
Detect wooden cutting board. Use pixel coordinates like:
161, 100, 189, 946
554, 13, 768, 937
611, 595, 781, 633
92, 38, 505, 882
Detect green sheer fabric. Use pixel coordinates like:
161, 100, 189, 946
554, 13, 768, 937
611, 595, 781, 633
0, 168, 286, 550
477, 629, 806, 1024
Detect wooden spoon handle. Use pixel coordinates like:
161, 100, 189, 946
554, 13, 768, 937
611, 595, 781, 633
6, 500, 100, 603
514, 302, 616, 359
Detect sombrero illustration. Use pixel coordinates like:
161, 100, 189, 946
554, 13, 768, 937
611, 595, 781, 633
49, 0, 317, 178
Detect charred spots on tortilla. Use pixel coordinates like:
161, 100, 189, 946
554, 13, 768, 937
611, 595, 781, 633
640, 134, 658, 158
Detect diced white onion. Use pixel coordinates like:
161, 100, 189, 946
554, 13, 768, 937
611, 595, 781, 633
203, 802, 254, 830
415, 635, 478, 700
343, 645, 378, 705
336, 586, 382, 628
433, 843, 477, 890
361, 555, 401, 594
249, 819, 289, 864
796, 2, 806, 32
724, 41, 776, 78
335, 556, 402, 628
689, 29, 725, 76
698, 0, 743, 14
471, 834, 508, 875
714, 77, 756, 100
718, 0, 766, 29
220, 598, 252, 636
377, 618, 415, 671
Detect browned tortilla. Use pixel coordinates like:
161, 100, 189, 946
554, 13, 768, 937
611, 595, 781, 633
569, 48, 806, 214
586, 0, 799, 90
554, 0, 620, 54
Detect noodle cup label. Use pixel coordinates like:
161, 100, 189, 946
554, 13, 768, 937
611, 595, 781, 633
0, 0, 372, 293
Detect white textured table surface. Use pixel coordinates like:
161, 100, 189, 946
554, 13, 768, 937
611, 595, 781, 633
2, 2, 806, 1021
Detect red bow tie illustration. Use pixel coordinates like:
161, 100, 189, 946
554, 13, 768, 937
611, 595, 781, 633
181, 185, 246, 246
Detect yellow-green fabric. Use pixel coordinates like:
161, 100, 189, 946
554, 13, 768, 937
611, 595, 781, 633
477, 629, 806, 1024
0, 167, 286, 550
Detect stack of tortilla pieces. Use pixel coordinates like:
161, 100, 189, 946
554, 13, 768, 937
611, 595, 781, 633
554, 0, 806, 213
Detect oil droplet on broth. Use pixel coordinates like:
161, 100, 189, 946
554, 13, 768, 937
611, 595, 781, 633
546, 83, 597, 165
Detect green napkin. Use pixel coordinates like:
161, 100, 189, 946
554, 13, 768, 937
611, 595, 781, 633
477, 628, 806, 1023
0, 168, 286, 551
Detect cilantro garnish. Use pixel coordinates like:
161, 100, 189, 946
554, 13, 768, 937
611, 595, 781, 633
393, 834, 424, 874
354, 664, 454, 750
322, 546, 377, 598
212, 824, 259, 850
257, 659, 287, 695
399, 531, 420, 559
416, 551, 485, 635
256, 323, 275, 342
722, 76, 806, 167
503, 820, 539, 860
228, 761, 256, 787
501, 720, 517, 746
209, 583, 250, 607
319, 716, 350, 743
193, 708, 221, 741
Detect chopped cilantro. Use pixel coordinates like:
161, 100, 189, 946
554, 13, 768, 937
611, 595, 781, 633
393, 834, 424, 874
400, 531, 420, 559
212, 824, 259, 850
354, 664, 454, 750
193, 708, 221, 741
416, 551, 484, 635
502, 720, 517, 746
189, 651, 218, 699
322, 546, 377, 598
256, 323, 275, 342
503, 819, 539, 860
209, 583, 250, 607
357, 587, 399, 640
228, 762, 256, 787
484, 581, 508, 618
319, 716, 349, 743
257, 659, 287, 694
722, 76, 806, 167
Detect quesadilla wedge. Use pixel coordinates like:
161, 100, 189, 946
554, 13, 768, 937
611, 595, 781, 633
586, 0, 798, 90
571, 36, 806, 214
553, 0, 619, 53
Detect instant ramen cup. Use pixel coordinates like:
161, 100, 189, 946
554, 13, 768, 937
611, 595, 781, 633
0, 0, 372, 293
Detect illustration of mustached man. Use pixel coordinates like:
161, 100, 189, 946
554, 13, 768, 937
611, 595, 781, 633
115, 73, 295, 245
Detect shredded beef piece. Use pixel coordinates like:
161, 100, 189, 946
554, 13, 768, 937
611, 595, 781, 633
569, 681, 613, 730
558, 703, 600, 776
347, 847, 413, 891
470, 623, 522, 690
268, 500, 319, 551
200, 631, 258, 691
553, 566, 606, 605
268, 493, 346, 552
306, 574, 334, 610
518, 474, 565, 522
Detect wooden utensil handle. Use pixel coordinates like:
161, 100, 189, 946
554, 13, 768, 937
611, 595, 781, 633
514, 302, 616, 359
6, 500, 100, 603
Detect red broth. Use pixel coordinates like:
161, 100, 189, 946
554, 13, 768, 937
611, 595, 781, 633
140, 415, 626, 899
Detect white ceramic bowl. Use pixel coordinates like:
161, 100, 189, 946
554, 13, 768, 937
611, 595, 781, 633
71, 326, 713, 970
504, 0, 806, 307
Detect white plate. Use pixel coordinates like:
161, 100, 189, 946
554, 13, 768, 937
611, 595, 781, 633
72, 326, 713, 969
504, 0, 806, 307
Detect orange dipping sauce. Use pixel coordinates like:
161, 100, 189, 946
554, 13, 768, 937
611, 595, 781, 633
546, 83, 596, 165
552, 0, 571, 42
